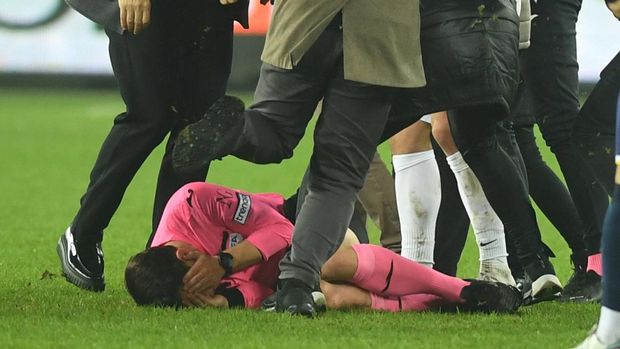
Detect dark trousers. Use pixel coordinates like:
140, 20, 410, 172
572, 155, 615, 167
432, 138, 469, 277
574, 52, 620, 195
231, 26, 398, 288
524, 0, 607, 255
72, 1, 233, 246
514, 123, 587, 265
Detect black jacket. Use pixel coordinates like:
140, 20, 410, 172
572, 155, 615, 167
64, 0, 249, 34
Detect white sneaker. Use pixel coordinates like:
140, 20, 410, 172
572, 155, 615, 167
478, 261, 517, 287
531, 274, 562, 301
574, 326, 620, 349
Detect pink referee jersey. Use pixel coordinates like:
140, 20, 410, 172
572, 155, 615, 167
150, 182, 293, 308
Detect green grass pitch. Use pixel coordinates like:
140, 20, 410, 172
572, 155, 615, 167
0, 88, 600, 348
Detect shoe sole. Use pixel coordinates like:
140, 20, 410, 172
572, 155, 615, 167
531, 274, 562, 301
56, 235, 105, 292
172, 96, 245, 173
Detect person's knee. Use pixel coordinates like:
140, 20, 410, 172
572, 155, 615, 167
389, 121, 432, 154
431, 115, 458, 155
321, 244, 357, 282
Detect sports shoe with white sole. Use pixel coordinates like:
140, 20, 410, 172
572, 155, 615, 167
531, 274, 562, 302
525, 255, 562, 302
56, 227, 105, 292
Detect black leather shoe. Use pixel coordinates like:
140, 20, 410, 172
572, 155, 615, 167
459, 280, 522, 313
56, 227, 105, 292
172, 95, 245, 174
275, 278, 319, 318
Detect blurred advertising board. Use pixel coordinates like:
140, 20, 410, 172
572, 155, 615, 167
0, 0, 618, 83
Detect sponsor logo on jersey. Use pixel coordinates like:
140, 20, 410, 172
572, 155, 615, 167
228, 233, 244, 248
234, 193, 251, 224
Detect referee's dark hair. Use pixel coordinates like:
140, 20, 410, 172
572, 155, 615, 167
125, 246, 188, 308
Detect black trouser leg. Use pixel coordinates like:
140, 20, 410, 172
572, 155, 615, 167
431, 139, 470, 277
526, 0, 606, 255
574, 52, 620, 195
514, 123, 588, 265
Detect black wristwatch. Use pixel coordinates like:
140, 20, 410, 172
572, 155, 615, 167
218, 252, 234, 277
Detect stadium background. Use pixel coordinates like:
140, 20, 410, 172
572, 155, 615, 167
0, 1, 619, 348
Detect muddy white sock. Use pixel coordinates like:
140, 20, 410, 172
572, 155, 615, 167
446, 151, 508, 264
393, 150, 441, 266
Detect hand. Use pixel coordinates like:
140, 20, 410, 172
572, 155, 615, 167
118, 0, 151, 35
182, 292, 229, 308
180, 250, 226, 294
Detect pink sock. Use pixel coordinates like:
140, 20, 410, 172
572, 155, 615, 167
351, 244, 470, 303
371, 293, 446, 312
588, 253, 603, 276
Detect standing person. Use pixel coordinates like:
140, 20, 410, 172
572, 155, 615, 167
574, 3, 620, 347
523, 0, 609, 295
386, 0, 562, 300
172, 1, 426, 317
574, 90, 620, 349
56, 0, 253, 292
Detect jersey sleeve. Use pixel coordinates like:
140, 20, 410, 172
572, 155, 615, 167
188, 182, 293, 260
234, 280, 275, 309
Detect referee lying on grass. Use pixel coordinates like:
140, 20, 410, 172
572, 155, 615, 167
124, 182, 520, 314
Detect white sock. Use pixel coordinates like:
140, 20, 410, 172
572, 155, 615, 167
597, 306, 620, 345
393, 150, 441, 267
446, 152, 508, 265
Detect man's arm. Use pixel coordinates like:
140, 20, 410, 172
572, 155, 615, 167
180, 239, 265, 293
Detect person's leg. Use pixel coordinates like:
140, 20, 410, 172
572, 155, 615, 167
448, 104, 561, 299
321, 244, 521, 313
149, 18, 235, 244
433, 112, 513, 285
320, 280, 446, 312
432, 138, 471, 277
389, 118, 440, 266
514, 123, 588, 265
574, 52, 620, 196
357, 152, 402, 252
276, 74, 395, 312
171, 23, 346, 173
576, 96, 620, 347
526, 0, 608, 264
595, 184, 620, 345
